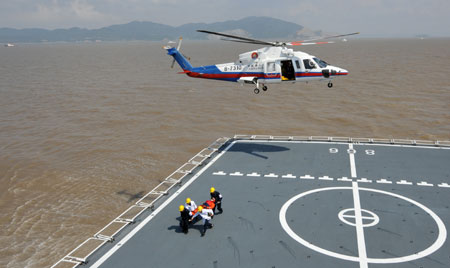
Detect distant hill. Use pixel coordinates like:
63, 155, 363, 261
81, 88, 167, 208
0, 16, 323, 43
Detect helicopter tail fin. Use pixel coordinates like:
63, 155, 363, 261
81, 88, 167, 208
163, 38, 193, 72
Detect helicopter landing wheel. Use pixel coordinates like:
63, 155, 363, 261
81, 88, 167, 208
254, 88, 260, 94
262, 85, 268, 91
327, 82, 333, 88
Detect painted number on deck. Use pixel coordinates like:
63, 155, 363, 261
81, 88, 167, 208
330, 148, 374, 155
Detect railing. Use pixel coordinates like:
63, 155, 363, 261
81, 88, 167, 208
233, 135, 450, 147
51, 137, 230, 268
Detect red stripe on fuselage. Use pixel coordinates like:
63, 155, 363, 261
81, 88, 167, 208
186, 72, 280, 79
296, 72, 322, 77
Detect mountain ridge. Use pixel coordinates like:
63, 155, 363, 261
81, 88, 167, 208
0, 16, 323, 43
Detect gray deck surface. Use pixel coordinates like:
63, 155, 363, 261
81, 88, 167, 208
87, 140, 450, 268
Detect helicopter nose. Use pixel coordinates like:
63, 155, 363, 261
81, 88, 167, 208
339, 68, 348, 75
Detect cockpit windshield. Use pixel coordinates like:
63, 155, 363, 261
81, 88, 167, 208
313, 58, 328, 68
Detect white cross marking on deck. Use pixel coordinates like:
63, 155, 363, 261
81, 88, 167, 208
338, 208, 380, 228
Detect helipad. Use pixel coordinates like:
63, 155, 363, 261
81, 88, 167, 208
53, 136, 450, 268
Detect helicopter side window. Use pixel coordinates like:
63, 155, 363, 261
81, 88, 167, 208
295, 60, 301, 69
303, 59, 316, 69
313, 57, 328, 68
267, 62, 276, 72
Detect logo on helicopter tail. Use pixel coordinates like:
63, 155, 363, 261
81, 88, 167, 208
251, 52, 258, 59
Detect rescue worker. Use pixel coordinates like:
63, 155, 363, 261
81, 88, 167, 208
210, 187, 223, 214
184, 197, 197, 216
189, 205, 213, 237
188, 201, 201, 224
201, 199, 216, 218
179, 205, 190, 234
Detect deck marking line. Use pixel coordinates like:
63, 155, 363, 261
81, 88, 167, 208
318, 176, 333, 181
90, 141, 235, 268
264, 173, 278, 178
230, 172, 243, 176
438, 183, 450, 188
212, 171, 226, 176
282, 174, 296, 179
349, 144, 357, 178
396, 180, 412, 185
352, 182, 369, 268
338, 177, 353, 182
417, 181, 433, 187
376, 179, 392, 184
247, 172, 261, 177
300, 175, 314, 180
357, 178, 372, 183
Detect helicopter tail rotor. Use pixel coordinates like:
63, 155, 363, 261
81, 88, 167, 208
170, 37, 183, 68
166, 37, 191, 68
164, 37, 193, 71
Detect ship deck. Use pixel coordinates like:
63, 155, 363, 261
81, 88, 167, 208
54, 136, 450, 268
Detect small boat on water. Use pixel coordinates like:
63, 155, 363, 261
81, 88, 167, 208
5, 43, 15, 47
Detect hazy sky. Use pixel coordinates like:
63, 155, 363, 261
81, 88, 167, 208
1, 0, 449, 37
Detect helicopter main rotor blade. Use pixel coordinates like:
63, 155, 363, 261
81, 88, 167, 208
220, 38, 275, 46
286, 41, 335, 46
198, 29, 359, 47
197, 30, 275, 46
289, 32, 360, 44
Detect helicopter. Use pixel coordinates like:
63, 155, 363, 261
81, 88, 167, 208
164, 30, 359, 94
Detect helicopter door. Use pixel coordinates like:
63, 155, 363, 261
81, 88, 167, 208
280, 60, 296, 81
264, 61, 281, 83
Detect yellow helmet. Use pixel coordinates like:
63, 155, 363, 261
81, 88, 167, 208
186, 198, 191, 203
198, 205, 203, 212
210, 187, 215, 193
179, 205, 184, 212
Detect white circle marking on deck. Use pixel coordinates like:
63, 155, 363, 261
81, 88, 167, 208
279, 186, 447, 264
